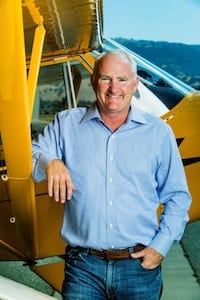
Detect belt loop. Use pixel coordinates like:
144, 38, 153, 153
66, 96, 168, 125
128, 247, 134, 254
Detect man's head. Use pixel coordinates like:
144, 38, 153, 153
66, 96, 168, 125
91, 49, 138, 85
91, 49, 139, 115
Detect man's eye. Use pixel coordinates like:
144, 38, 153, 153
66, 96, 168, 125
101, 77, 109, 81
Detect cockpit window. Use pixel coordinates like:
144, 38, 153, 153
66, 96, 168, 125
31, 62, 95, 139
137, 67, 184, 109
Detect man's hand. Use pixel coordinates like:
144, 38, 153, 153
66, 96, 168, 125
46, 159, 76, 203
131, 246, 163, 269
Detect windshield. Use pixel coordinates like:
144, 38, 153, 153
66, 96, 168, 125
99, 38, 193, 112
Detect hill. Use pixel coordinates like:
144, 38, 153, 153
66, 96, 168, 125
114, 38, 200, 90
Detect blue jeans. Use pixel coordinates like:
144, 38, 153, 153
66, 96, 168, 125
62, 246, 162, 300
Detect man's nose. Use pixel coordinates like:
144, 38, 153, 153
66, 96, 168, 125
109, 79, 118, 92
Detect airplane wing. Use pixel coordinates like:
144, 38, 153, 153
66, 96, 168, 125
24, 0, 103, 60
0, 275, 57, 300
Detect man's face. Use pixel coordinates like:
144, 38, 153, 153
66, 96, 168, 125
92, 55, 139, 115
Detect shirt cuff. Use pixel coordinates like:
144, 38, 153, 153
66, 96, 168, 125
39, 153, 60, 172
148, 231, 174, 257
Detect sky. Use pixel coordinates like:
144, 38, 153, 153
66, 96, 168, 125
103, 0, 200, 45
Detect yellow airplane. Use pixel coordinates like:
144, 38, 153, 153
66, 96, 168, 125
0, 0, 199, 295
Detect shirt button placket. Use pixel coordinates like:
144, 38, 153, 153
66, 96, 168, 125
107, 134, 115, 248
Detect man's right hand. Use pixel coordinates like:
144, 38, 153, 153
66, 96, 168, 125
46, 159, 76, 203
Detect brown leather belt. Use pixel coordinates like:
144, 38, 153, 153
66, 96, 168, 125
90, 244, 145, 260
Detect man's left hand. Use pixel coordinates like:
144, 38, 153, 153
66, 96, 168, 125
131, 246, 163, 269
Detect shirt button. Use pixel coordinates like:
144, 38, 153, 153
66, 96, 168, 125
110, 155, 114, 161
109, 178, 113, 183
111, 245, 115, 249
109, 201, 113, 205
110, 224, 113, 228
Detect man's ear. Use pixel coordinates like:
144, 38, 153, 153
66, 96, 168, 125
135, 76, 140, 86
133, 76, 139, 96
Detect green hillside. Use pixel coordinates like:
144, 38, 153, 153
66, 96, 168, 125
115, 38, 200, 90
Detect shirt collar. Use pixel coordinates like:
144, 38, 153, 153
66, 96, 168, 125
81, 102, 101, 123
81, 102, 148, 125
128, 105, 148, 125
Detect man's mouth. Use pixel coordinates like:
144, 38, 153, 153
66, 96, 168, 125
105, 93, 120, 99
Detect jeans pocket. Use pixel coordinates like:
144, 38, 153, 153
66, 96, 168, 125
136, 258, 161, 271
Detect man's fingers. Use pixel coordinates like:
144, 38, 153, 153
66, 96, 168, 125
54, 179, 61, 202
48, 175, 60, 202
46, 159, 75, 203
66, 182, 76, 200
48, 173, 75, 203
59, 183, 67, 203
130, 250, 145, 259
59, 172, 76, 202
131, 247, 163, 269
48, 176, 53, 197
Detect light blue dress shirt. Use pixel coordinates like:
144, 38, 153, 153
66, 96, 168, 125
32, 104, 191, 256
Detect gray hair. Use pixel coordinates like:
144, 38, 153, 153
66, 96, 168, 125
91, 49, 138, 84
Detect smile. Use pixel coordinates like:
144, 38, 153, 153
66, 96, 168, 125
106, 93, 120, 99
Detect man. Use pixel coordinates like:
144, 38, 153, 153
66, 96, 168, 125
32, 49, 191, 299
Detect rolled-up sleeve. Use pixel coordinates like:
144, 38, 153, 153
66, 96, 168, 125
32, 114, 63, 182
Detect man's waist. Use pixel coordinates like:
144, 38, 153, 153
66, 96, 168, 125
90, 244, 145, 260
